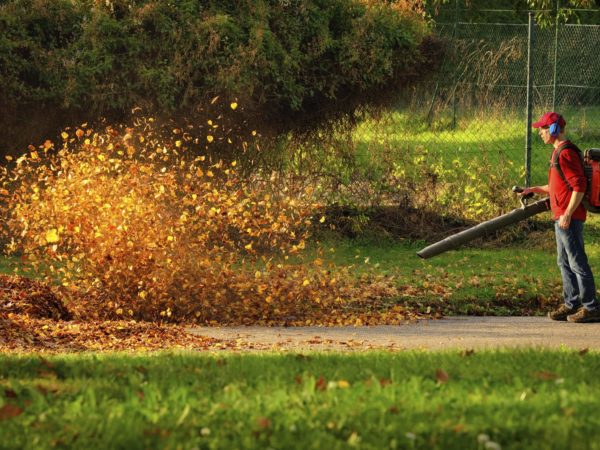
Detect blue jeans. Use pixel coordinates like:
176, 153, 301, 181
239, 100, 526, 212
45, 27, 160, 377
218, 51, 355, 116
555, 219, 598, 311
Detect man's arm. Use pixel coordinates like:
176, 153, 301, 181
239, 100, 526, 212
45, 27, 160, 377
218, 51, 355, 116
520, 185, 549, 196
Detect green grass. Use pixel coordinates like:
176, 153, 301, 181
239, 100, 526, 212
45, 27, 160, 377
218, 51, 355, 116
0, 255, 41, 278
1, 351, 600, 449
354, 107, 600, 186
310, 213, 600, 315
314, 234, 559, 315
0, 256, 15, 275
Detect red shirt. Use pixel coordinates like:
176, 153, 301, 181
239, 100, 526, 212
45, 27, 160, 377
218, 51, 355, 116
548, 141, 587, 221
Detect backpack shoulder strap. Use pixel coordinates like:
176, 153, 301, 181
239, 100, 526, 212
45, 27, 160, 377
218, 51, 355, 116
551, 142, 584, 191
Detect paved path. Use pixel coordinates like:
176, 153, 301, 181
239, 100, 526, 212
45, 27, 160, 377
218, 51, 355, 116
188, 316, 600, 351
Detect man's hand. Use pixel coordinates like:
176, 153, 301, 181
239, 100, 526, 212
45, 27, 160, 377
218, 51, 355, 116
514, 185, 549, 197
517, 188, 535, 197
559, 213, 572, 229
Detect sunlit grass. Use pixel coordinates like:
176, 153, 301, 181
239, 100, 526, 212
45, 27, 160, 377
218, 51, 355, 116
313, 211, 600, 314
1, 351, 600, 450
354, 107, 600, 186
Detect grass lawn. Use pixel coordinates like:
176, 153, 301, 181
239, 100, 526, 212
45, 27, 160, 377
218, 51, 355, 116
311, 212, 600, 315
317, 234, 560, 315
1, 350, 599, 449
354, 107, 600, 187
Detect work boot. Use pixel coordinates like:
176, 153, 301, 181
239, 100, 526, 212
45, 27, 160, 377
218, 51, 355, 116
567, 307, 600, 323
548, 304, 581, 321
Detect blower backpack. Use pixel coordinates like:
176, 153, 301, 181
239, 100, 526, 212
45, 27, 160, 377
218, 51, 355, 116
552, 143, 600, 213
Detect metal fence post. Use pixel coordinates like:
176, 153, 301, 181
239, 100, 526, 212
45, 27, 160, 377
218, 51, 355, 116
525, 12, 535, 187
451, 0, 459, 130
552, 0, 560, 110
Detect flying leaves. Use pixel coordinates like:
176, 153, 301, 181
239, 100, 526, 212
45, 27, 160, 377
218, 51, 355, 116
0, 116, 426, 326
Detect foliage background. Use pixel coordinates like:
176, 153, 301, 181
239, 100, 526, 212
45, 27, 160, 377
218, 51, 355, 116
0, 0, 441, 157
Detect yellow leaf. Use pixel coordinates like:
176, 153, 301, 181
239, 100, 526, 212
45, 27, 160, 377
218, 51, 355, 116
138, 291, 147, 299
245, 243, 252, 250
338, 380, 350, 389
45, 229, 60, 244
319, 216, 326, 223
206, 135, 214, 143
61, 132, 69, 140
175, 140, 182, 148
302, 279, 310, 286
230, 102, 238, 110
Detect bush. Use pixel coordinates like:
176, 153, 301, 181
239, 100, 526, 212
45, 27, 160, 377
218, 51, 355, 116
0, 0, 442, 155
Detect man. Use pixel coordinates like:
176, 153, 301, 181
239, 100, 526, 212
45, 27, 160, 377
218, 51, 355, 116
519, 111, 600, 323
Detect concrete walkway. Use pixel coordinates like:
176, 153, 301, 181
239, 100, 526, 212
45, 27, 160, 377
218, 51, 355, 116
188, 316, 600, 351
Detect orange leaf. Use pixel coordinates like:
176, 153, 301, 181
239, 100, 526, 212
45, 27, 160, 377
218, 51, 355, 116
436, 369, 449, 383
0, 404, 23, 420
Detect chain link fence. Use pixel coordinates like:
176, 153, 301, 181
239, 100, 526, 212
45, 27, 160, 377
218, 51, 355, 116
354, 4, 600, 188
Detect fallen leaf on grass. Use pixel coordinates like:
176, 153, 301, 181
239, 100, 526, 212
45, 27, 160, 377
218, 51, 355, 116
533, 371, 559, 381
256, 417, 271, 429
0, 404, 23, 420
315, 376, 327, 391
436, 369, 449, 383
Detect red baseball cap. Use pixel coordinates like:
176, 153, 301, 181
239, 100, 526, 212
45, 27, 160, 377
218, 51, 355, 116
532, 111, 566, 129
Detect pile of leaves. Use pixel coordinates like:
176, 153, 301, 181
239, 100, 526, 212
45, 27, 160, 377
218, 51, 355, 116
0, 273, 225, 352
0, 115, 429, 328
0, 274, 71, 321
0, 315, 224, 353
0, 270, 429, 353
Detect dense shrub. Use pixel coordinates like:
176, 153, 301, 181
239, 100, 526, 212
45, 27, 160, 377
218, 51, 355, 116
0, 0, 442, 155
